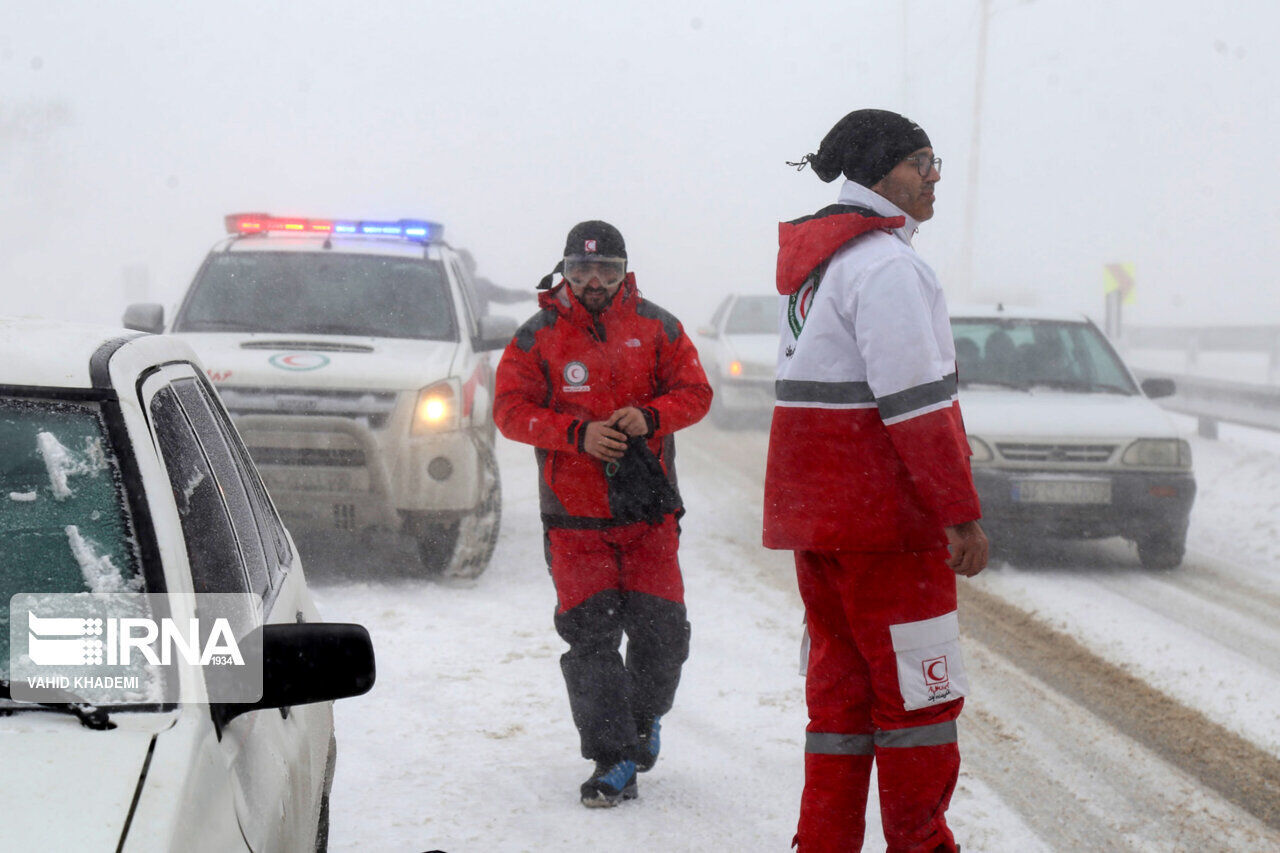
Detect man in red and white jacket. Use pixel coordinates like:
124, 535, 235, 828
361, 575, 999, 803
494, 220, 711, 808
764, 110, 988, 853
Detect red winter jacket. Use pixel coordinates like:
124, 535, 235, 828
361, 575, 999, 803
763, 192, 981, 552
494, 274, 712, 527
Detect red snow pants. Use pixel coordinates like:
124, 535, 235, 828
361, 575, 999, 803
793, 548, 965, 853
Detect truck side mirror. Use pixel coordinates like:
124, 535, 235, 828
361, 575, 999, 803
123, 303, 165, 334
475, 315, 518, 352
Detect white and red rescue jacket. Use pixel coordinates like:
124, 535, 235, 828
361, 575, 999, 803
763, 181, 981, 552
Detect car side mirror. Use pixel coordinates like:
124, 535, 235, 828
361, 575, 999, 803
123, 303, 165, 334
475, 314, 518, 352
697, 325, 718, 339
218, 622, 375, 724
1141, 377, 1176, 399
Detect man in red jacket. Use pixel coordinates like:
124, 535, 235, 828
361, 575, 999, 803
494, 220, 711, 808
765, 110, 988, 852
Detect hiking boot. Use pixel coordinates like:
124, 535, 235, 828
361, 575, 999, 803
580, 759, 637, 808
634, 716, 661, 772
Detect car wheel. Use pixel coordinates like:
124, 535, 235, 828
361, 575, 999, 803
446, 440, 502, 579
1136, 529, 1186, 570
415, 520, 460, 576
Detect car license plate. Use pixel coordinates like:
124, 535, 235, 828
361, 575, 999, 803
1011, 479, 1111, 504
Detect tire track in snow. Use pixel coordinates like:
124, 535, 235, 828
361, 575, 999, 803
960, 583, 1280, 837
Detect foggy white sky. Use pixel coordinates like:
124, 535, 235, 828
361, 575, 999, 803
3, 1, 1277, 331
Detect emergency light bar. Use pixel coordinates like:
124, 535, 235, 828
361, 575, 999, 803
225, 213, 443, 242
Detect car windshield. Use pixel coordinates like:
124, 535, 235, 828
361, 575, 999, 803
724, 296, 777, 335
952, 318, 1138, 394
0, 396, 145, 684
175, 251, 458, 340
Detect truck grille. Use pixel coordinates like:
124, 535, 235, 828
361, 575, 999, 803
218, 386, 398, 429
995, 443, 1117, 463
249, 447, 366, 467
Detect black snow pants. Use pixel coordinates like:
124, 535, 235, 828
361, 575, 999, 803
554, 588, 691, 763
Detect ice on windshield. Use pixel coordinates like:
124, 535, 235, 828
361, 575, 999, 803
952, 318, 1137, 393
175, 252, 458, 340
1, 401, 144, 590
1, 398, 145, 683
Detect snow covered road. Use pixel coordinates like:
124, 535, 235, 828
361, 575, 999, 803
310, 418, 1280, 852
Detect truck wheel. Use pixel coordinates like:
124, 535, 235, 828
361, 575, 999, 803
446, 441, 502, 579
416, 521, 460, 576
1136, 529, 1186, 570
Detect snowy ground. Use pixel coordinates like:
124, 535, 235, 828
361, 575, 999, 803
309, 414, 1280, 853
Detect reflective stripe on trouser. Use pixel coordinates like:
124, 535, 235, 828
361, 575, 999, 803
794, 549, 963, 853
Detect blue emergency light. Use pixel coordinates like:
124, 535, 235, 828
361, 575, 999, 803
225, 213, 443, 242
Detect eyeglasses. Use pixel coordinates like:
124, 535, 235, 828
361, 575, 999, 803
564, 257, 626, 287
903, 154, 942, 178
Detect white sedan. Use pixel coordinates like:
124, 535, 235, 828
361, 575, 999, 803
953, 306, 1196, 569
0, 318, 374, 851
696, 294, 778, 428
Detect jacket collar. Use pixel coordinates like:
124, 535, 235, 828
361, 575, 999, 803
837, 180, 919, 246
775, 196, 905, 296
538, 272, 639, 326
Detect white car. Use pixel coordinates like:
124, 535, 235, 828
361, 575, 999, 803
696, 294, 778, 427
953, 306, 1196, 569
124, 214, 517, 577
0, 317, 374, 851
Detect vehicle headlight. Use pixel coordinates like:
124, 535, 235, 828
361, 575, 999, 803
967, 435, 994, 462
725, 360, 772, 380
412, 380, 460, 434
1121, 438, 1191, 468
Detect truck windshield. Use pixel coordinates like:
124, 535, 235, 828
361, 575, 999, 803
952, 318, 1138, 394
175, 252, 458, 340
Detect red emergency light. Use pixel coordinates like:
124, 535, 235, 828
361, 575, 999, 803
224, 213, 442, 241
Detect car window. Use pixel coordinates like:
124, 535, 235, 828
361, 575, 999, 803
194, 375, 294, 585
168, 379, 273, 597
952, 319, 1137, 393
0, 395, 143, 681
450, 257, 481, 336
150, 384, 254, 595
708, 296, 732, 331
175, 251, 458, 341
725, 296, 778, 335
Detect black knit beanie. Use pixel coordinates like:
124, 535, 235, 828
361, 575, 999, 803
793, 109, 931, 187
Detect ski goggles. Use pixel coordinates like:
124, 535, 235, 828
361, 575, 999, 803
563, 256, 627, 287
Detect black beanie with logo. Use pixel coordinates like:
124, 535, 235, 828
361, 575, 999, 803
563, 220, 627, 259
797, 109, 931, 187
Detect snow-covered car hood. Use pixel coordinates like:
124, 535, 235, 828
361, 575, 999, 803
175, 333, 459, 392
959, 387, 1182, 440
0, 717, 164, 849
722, 333, 778, 367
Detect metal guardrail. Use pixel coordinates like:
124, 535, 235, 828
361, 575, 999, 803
1124, 324, 1280, 383
1131, 368, 1280, 438
1120, 324, 1280, 437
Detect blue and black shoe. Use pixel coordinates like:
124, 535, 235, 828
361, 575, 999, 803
580, 759, 638, 808
634, 716, 661, 773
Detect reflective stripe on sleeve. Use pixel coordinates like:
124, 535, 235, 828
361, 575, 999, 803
873, 720, 958, 749
805, 732, 875, 755
876, 373, 958, 423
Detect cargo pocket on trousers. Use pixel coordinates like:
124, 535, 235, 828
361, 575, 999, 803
889, 611, 968, 711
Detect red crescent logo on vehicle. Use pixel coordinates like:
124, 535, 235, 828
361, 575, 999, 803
268, 353, 331, 371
